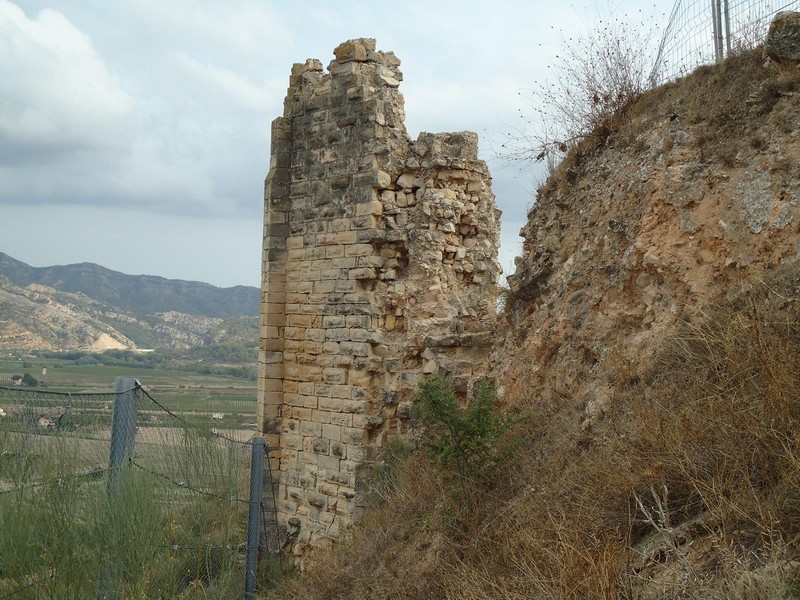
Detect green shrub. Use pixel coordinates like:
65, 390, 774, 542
413, 376, 509, 484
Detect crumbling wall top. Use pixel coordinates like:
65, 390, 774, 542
332, 38, 401, 70
413, 131, 482, 167
284, 38, 403, 115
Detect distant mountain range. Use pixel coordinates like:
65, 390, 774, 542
0, 253, 260, 352
0, 253, 259, 318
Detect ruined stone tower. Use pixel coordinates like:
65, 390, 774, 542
257, 38, 501, 552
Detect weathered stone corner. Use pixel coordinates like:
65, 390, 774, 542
765, 11, 800, 63
333, 38, 373, 63
257, 39, 501, 556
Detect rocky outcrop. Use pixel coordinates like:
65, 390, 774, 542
0, 274, 234, 351
765, 11, 800, 62
0, 277, 134, 351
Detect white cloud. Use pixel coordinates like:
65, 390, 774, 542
403, 78, 525, 139
123, 0, 292, 55
0, 1, 133, 163
172, 51, 276, 111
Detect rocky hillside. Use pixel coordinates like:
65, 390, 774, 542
498, 49, 800, 426
0, 253, 259, 318
273, 48, 800, 599
0, 254, 260, 351
0, 276, 130, 351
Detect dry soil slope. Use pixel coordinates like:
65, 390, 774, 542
497, 51, 800, 426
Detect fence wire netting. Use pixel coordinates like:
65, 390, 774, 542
650, 0, 800, 86
0, 381, 280, 599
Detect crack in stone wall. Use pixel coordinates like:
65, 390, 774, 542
257, 38, 501, 555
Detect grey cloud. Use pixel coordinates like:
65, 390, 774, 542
0, 2, 134, 164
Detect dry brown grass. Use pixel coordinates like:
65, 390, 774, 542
614, 267, 800, 597
272, 448, 460, 600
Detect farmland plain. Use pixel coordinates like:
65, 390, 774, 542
0, 354, 257, 431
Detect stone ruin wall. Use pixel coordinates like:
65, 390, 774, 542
257, 38, 501, 553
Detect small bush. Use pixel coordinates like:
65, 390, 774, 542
414, 377, 509, 486
505, 5, 658, 168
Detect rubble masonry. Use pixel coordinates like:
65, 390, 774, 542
257, 38, 501, 554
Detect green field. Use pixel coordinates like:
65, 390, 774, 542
0, 357, 258, 431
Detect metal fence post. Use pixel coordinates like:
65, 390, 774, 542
109, 377, 138, 476
723, 0, 731, 56
712, 0, 724, 62
99, 377, 139, 600
245, 437, 266, 599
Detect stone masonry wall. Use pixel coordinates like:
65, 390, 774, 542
257, 38, 501, 554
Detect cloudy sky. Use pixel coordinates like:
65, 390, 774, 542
1, 0, 676, 288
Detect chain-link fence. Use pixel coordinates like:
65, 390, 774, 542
650, 0, 800, 86
0, 378, 280, 599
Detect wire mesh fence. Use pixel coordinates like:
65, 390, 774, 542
0, 379, 281, 599
650, 0, 800, 86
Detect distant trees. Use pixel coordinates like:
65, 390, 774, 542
185, 342, 257, 364
10, 373, 38, 387
31, 345, 257, 381
36, 343, 256, 367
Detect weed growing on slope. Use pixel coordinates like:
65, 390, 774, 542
505, 4, 660, 170
413, 377, 510, 482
